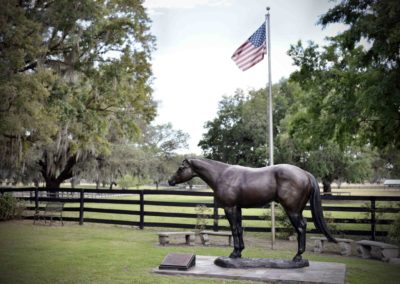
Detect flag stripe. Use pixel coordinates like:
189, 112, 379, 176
231, 22, 266, 71
235, 46, 265, 70
238, 51, 264, 71
234, 44, 265, 67
232, 44, 258, 63
233, 42, 265, 69
232, 42, 253, 57
239, 55, 263, 71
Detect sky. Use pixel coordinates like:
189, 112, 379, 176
143, 0, 345, 154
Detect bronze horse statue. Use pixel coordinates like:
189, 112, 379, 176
168, 158, 336, 262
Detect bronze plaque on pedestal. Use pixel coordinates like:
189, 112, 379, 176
159, 253, 196, 270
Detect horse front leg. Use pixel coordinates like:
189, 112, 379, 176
224, 207, 242, 258
236, 207, 245, 254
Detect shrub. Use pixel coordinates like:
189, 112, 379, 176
0, 193, 23, 221
389, 213, 400, 243
118, 175, 149, 189
194, 204, 211, 233
118, 175, 135, 189
323, 211, 339, 235
262, 204, 295, 239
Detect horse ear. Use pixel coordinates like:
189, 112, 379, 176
183, 158, 191, 166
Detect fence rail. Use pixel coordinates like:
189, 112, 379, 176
1, 187, 400, 240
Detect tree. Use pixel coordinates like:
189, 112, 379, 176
199, 89, 266, 166
288, 0, 400, 151
370, 146, 400, 182
199, 81, 375, 191
304, 143, 373, 192
141, 123, 189, 188
276, 89, 375, 192
0, 1, 156, 189
142, 123, 189, 159
199, 81, 298, 167
77, 123, 190, 190
91, 145, 148, 189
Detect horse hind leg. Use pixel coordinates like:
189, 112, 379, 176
287, 212, 307, 262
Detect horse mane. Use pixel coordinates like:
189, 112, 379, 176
185, 158, 230, 188
187, 158, 231, 169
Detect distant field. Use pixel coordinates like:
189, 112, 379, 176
327, 185, 400, 196
22, 181, 400, 196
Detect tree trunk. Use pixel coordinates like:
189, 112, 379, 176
322, 178, 332, 193
45, 179, 61, 197
45, 179, 61, 189
38, 152, 77, 197
109, 181, 117, 190
33, 178, 39, 188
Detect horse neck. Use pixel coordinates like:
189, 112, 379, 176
189, 159, 228, 190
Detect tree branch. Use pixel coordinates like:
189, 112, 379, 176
87, 104, 118, 112
56, 155, 77, 183
48, 30, 68, 52
18, 61, 38, 73
37, 158, 47, 180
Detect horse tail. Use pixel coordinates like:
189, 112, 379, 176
309, 174, 337, 243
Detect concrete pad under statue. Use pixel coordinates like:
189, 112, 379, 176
153, 255, 346, 284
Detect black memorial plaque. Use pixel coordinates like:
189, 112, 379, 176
159, 253, 196, 271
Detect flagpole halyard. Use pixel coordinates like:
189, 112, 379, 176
266, 6, 276, 250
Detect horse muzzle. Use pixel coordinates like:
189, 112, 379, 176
168, 179, 176, 186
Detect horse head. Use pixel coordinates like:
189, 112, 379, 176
168, 159, 196, 186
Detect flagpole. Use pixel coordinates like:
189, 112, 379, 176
266, 7, 275, 250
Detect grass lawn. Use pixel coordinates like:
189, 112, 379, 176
0, 221, 399, 284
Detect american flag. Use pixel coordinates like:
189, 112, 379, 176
231, 23, 266, 71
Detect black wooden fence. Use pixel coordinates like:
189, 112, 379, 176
1, 187, 400, 240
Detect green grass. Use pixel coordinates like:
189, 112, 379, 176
0, 221, 399, 283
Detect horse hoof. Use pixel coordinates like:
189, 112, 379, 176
292, 255, 302, 262
229, 252, 241, 258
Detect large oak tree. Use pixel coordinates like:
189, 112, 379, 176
0, 0, 156, 188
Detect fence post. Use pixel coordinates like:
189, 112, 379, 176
35, 188, 39, 213
371, 197, 376, 240
139, 190, 144, 229
79, 189, 84, 225
213, 196, 219, 231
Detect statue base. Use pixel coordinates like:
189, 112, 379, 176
153, 255, 346, 283
214, 256, 309, 269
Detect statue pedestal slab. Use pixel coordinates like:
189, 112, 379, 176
153, 255, 346, 284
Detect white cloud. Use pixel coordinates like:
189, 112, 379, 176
144, 0, 231, 10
